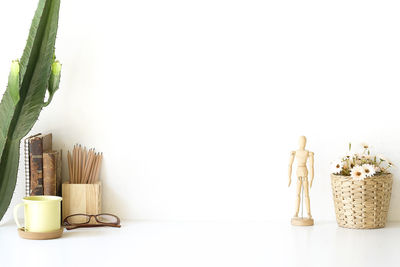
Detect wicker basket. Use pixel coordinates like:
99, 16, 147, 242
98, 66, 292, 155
331, 173, 393, 229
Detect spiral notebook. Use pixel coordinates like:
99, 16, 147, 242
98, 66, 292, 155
24, 133, 41, 196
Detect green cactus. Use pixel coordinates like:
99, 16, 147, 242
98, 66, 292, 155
0, 0, 61, 221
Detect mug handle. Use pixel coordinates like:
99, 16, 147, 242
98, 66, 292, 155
13, 203, 25, 229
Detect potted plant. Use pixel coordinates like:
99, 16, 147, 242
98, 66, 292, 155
330, 143, 393, 229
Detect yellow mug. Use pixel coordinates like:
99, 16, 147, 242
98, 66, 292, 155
14, 196, 62, 232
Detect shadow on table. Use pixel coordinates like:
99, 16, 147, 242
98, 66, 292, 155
379, 221, 400, 229
0, 219, 15, 227
62, 229, 110, 238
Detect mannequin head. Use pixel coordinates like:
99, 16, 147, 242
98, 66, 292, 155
299, 136, 307, 150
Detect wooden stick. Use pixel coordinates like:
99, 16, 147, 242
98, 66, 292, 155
77, 145, 80, 183
83, 150, 94, 184
70, 148, 73, 183
87, 154, 96, 184
85, 154, 92, 184
67, 151, 72, 183
74, 145, 78, 184
90, 154, 97, 184
79, 145, 82, 183
82, 147, 87, 182
82, 149, 89, 183
94, 153, 103, 182
89, 154, 99, 184
72, 146, 75, 183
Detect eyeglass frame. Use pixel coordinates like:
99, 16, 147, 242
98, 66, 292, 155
63, 213, 121, 230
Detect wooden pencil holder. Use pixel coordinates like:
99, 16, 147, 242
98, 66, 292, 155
62, 182, 102, 223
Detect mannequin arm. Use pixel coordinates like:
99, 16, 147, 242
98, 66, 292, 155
288, 151, 295, 187
309, 152, 314, 188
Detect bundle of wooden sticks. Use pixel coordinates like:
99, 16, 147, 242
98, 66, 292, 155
67, 145, 103, 184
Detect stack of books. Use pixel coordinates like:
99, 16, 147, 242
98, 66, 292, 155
24, 133, 62, 196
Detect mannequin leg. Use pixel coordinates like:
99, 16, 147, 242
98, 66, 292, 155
294, 177, 302, 217
303, 177, 312, 218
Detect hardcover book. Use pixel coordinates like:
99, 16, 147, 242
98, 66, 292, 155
56, 150, 62, 196
29, 133, 52, 195
43, 151, 57, 195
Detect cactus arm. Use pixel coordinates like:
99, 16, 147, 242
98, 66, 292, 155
8, 61, 20, 106
43, 60, 61, 107
0, 0, 61, 221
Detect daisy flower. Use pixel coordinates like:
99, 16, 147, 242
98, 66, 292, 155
362, 155, 371, 160
362, 164, 375, 177
377, 154, 387, 161
360, 142, 369, 149
331, 160, 343, 174
343, 162, 349, 169
351, 166, 366, 181
348, 152, 360, 160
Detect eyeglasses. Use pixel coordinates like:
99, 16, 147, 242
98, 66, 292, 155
63, 213, 121, 230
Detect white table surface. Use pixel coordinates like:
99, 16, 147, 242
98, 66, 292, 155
1, 219, 399, 267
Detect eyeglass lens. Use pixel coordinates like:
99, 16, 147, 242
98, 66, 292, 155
66, 214, 91, 224
96, 214, 119, 224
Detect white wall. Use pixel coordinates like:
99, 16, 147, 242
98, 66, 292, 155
1, 0, 400, 223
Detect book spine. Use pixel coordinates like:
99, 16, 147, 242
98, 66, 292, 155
24, 138, 30, 196
56, 150, 62, 196
43, 152, 57, 195
30, 137, 44, 196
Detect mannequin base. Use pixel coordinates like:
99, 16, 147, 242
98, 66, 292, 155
291, 217, 314, 226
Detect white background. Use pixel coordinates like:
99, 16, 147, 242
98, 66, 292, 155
1, 0, 400, 223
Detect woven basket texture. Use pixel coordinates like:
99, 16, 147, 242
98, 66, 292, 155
331, 173, 393, 229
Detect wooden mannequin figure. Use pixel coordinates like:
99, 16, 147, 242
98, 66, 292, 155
288, 136, 314, 226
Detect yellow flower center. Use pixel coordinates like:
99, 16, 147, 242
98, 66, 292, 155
356, 172, 362, 176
